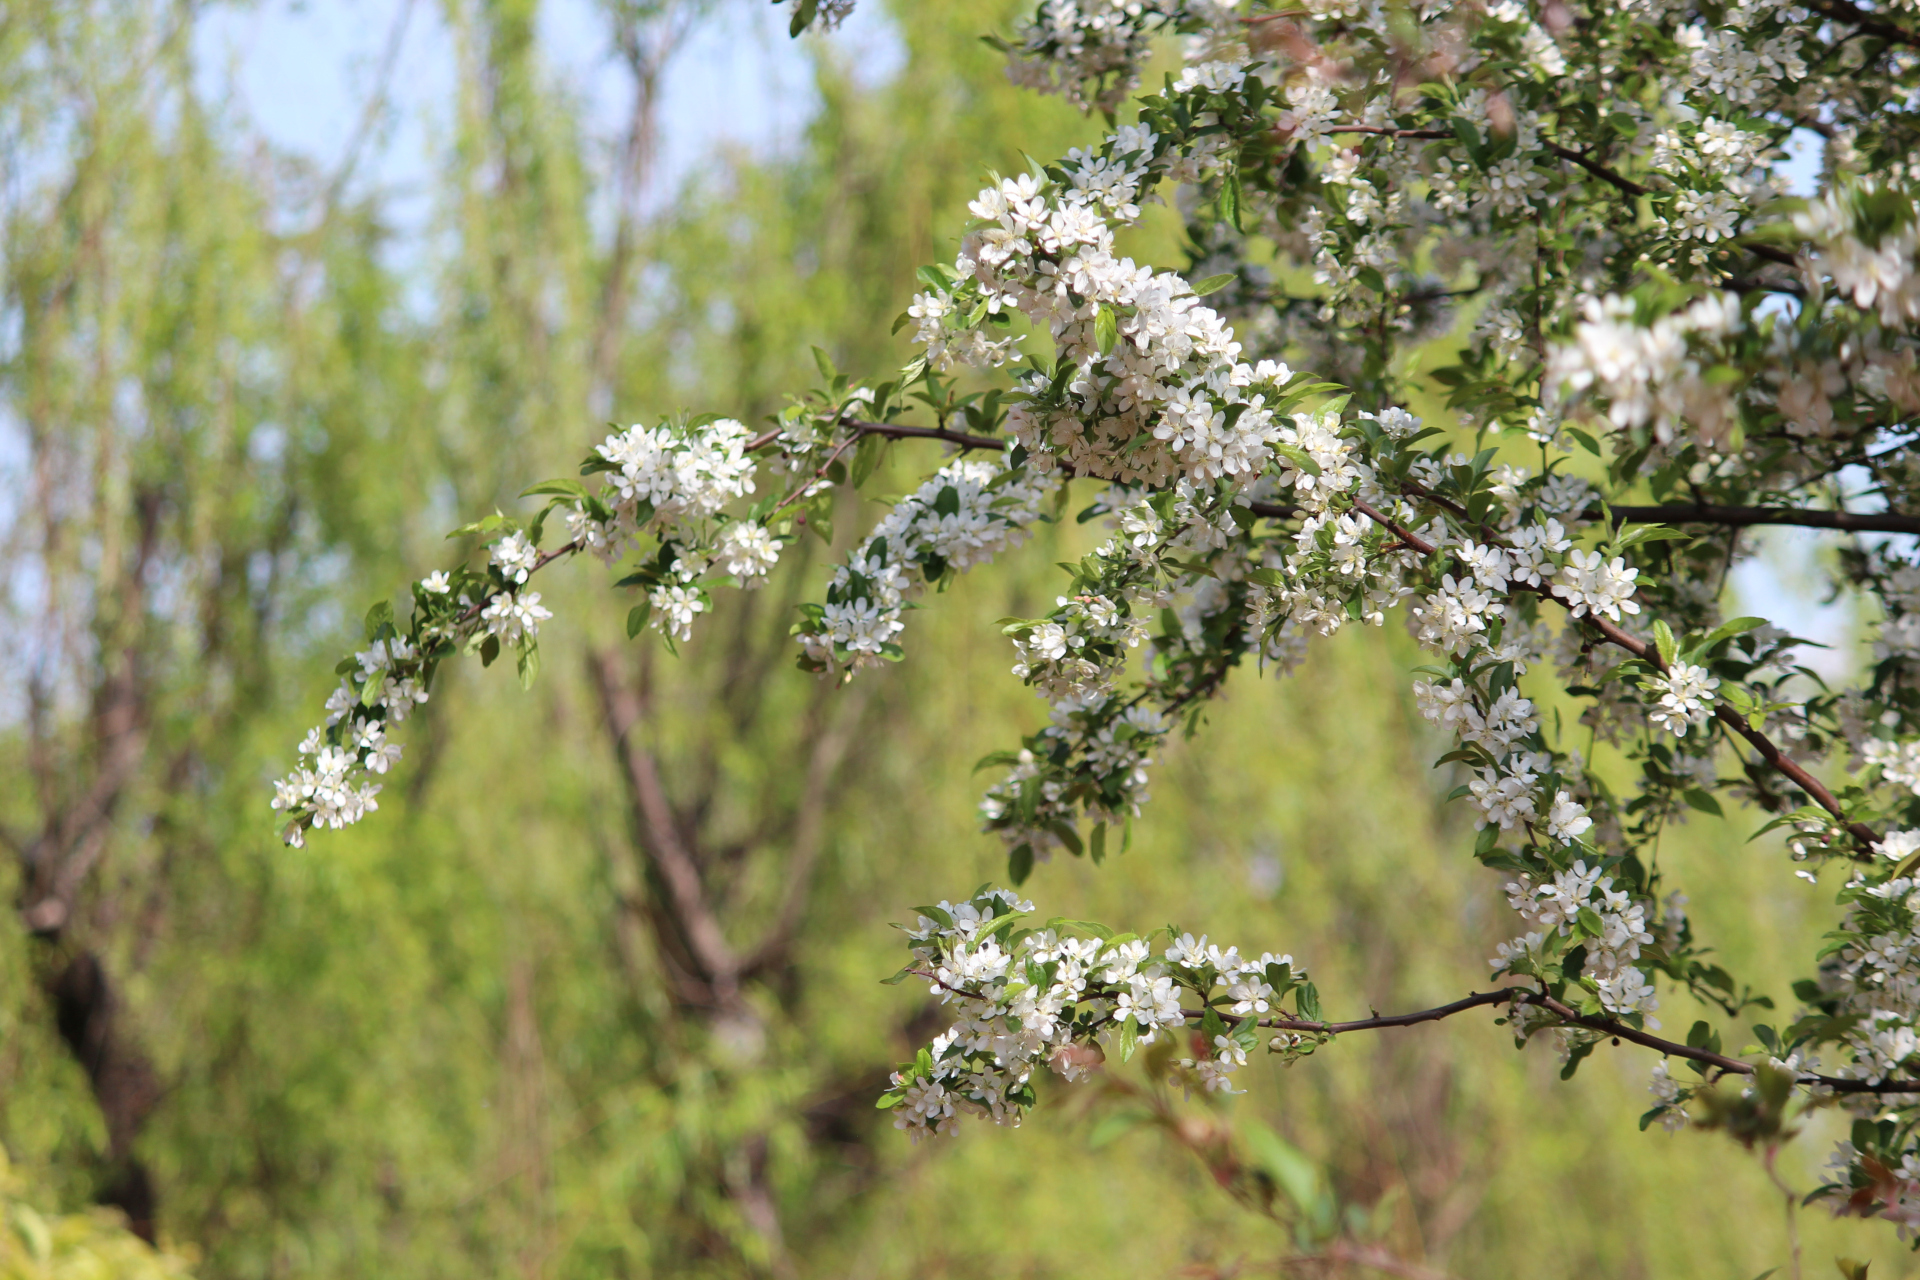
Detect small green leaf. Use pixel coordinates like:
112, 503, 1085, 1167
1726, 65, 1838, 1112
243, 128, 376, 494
1191, 272, 1235, 296
1274, 443, 1322, 477
627, 601, 651, 639
1683, 787, 1724, 817
363, 599, 396, 642
1087, 1109, 1147, 1150
1652, 619, 1677, 668
1218, 171, 1244, 231
520, 478, 590, 500
1094, 305, 1118, 356
852, 433, 886, 488
1008, 842, 1035, 886
1691, 616, 1768, 657
1117, 1014, 1140, 1062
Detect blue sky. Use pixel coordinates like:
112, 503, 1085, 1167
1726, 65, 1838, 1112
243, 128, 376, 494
192, 0, 903, 236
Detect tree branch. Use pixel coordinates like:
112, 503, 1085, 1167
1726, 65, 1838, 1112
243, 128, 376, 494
590, 649, 743, 1009
1810, 0, 1920, 47
909, 972, 1920, 1094
1604, 502, 1920, 536
745, 419, 1006, 455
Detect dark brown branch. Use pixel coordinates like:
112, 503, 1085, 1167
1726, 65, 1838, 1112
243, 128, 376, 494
1325, 125, 1448, 139
1810, 0, 1920, 47
745, 419, 1006, 455
1254, 988, 1516, 1034
909, 971, 1920, 1095
1246, 499, 1302, 521
1604, 502, 1920, 536
1542, 142, 1649, 197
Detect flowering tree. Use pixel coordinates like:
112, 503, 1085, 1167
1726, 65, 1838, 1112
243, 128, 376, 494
273, 0, 1920, 1243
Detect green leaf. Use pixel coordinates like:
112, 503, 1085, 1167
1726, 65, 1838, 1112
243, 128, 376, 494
479, 635, 500, 667
811, 344, 837, 381
626, 601, 651, 639
1652, 619, 1677, 668
1683, 787, 1724, 817
1295, 981, 1323, 1022
1094, 304, 1118, 356
1274, 443, 1322, 477
1240, 1123, 1320, 1213
1116, 1015, 1140, 1062
1218, 171, 1244, 231
879, 966, 912, 986
446, 512, 515, 540
1691, 615, 1768, 657
1087, 1109, 1148, 1150
1008, 842, 1035, 886
851, 433, 885, 487
520, 478, 589, 500
517, 643, 541, 691
1191, 272, 1235, 296
1566, 427, 1602, 456
1614, 523, 1693, 553
363, 599, 396, 642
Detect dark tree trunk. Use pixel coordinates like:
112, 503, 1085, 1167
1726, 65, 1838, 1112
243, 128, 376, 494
50, 951, 163, 1242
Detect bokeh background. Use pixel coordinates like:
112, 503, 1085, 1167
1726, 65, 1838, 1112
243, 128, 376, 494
0, 1, 1903, 1275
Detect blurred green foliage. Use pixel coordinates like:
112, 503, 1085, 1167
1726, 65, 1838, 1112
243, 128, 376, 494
0, 0, 1910, 1275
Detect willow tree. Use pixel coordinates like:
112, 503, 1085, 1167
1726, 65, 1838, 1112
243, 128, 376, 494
278, 0, 1920, 1248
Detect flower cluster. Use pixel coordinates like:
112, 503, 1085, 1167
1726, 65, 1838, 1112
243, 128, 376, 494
796, 458, 1058, 675
879, 887, 1313, 1139
1497, 860, 1659, 1022
999, 0, 1185, 114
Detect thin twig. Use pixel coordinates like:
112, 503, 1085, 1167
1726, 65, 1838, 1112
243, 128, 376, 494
903, 971, 1920, 1094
